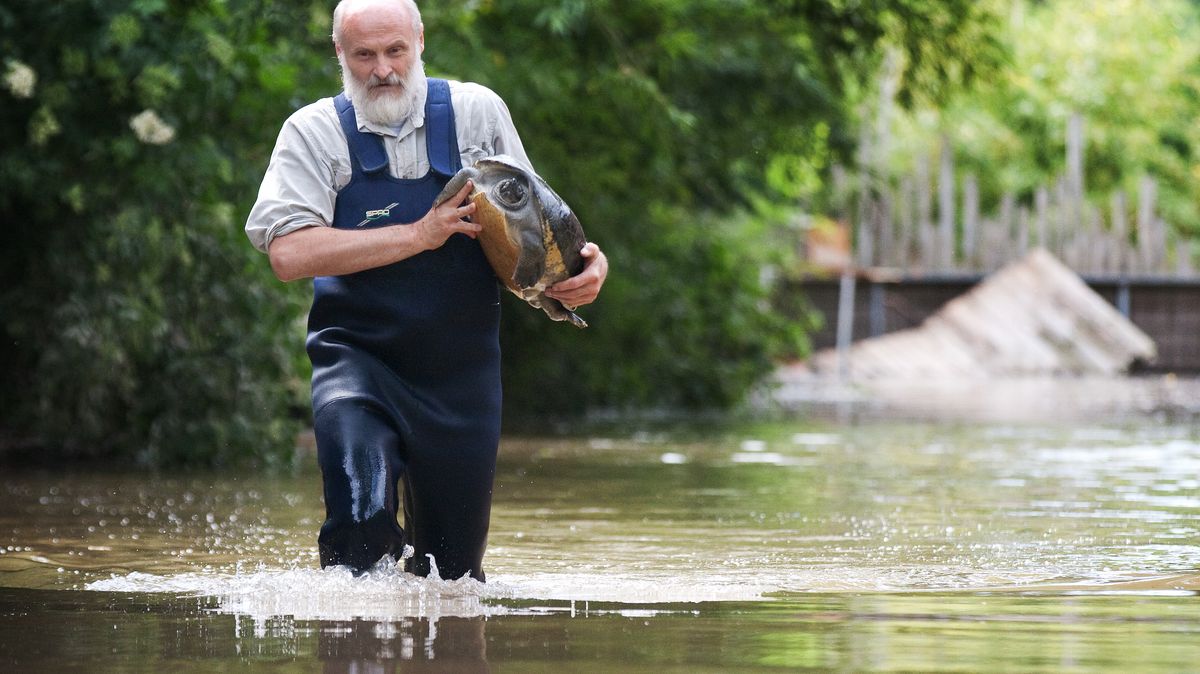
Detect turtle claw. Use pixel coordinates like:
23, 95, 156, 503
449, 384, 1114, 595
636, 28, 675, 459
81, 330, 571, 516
540, 297, 588, 328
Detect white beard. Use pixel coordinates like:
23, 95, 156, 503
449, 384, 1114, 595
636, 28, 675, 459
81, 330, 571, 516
341, 55, 426, 127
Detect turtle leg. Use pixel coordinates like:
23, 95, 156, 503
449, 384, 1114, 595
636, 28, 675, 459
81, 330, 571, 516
540, 296, 588, 328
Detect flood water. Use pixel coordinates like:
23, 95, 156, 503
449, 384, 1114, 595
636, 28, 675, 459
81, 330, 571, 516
2, 415, 1199, 671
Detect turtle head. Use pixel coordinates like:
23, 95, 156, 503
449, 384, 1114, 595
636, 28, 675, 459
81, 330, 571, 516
472, 155, 582, 254
472, 156, 537, 215
470, 157, 549, 287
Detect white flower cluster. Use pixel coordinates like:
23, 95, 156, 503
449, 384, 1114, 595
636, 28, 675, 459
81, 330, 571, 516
4, 60, 36, 99
129, 109, 176, 145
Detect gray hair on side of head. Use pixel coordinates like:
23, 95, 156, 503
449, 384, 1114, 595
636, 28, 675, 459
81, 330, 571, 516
331, 0, 422, 46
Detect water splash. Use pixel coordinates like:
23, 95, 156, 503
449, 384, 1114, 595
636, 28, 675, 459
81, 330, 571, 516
86, 556, 517, 621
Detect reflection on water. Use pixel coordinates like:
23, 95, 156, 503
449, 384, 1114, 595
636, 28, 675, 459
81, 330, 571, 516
4, 586, 1200, 673
2, 419, 1199, 671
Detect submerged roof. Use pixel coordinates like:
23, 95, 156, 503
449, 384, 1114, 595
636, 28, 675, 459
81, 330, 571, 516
805, 248, 1157, 379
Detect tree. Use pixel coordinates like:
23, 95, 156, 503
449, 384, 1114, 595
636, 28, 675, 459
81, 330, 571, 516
0, 1, 1000, 464
0, 1, 338, 465
886, 0, 1200, 234
421, 0, 1002, 416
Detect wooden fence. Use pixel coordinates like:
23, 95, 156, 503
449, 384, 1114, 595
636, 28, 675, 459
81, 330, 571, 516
826, 113, 1196, 277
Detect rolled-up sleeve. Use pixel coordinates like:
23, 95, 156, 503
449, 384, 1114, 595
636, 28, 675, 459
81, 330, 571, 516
245, 110, 338, 254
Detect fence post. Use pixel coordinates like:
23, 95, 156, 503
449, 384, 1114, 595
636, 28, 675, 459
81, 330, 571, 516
938, 138, 955, 269
1066, 112, 1085, 237
999, 194, 1020, 261
897, 177, 915, 268
855, 117, 873, 269
1035, 187, 1049, 250
1137, 176, 1158, 272
962, 174, 979, 269
830, 114, 1191, 279
878, 184, 895, 268
917, 152, 934, 270
1178, 237, 1194, 276
1111, 190, 1128, 274
1066, 113, 1085, 197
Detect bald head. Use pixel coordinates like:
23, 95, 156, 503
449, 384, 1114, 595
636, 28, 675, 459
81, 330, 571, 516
332, 0, 422, 47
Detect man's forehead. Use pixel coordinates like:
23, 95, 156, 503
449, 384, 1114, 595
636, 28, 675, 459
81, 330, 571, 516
344, 24, 416, 49
340, 0, 414, 25
340, 1, 417, 39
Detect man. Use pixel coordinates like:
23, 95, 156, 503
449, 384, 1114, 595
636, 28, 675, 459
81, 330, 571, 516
245, 0, 608, 582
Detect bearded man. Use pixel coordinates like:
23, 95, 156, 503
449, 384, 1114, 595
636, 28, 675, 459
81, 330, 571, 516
245, 0, 608, 581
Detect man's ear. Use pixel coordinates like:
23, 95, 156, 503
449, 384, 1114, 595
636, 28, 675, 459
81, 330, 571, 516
418, 24, 425, 54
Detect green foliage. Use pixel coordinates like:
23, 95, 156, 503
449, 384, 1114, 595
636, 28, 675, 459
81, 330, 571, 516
420, 0, 997, 418
0, 1, 996, 465
498, 205, 812, 417
0, 1, 337, 466
887, 0, 1200, 233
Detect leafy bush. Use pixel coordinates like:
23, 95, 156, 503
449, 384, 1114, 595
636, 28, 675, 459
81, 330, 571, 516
0, 1, 334, 465
886, 0, 1200, 232
1, 1, 994, 465
422, 0, 994, 420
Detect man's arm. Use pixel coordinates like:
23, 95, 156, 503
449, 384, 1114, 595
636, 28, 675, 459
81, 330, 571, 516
268, 180, 480, 281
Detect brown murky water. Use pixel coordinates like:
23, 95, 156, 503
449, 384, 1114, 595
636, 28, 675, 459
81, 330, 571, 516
2, 418, 1199, 671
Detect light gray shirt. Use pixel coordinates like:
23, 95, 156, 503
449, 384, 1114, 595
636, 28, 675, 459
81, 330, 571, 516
245, 80, 533, 254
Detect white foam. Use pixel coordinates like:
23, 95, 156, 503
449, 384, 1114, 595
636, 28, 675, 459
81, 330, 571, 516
86, 557, 516, 621
81, 558, 1200, 623
739, 439, 768, 453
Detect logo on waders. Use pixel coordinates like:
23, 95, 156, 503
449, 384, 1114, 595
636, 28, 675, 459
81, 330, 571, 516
356, 202, 400, 227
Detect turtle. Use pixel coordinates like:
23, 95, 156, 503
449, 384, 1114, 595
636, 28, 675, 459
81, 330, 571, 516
435, 155, 589, 328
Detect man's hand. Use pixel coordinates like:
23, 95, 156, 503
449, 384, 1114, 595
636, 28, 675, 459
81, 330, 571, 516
413, 179, 481, 251
545, 242, 608, 309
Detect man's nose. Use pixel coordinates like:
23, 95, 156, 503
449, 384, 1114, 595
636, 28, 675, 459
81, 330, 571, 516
372, 58, 394, 81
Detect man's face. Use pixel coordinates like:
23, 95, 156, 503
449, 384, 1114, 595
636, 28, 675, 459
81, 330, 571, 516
336, 3, 425, 123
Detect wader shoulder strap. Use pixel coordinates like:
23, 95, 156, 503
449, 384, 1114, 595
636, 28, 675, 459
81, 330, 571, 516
424, 78, 462, 177
334, 92, 389, 175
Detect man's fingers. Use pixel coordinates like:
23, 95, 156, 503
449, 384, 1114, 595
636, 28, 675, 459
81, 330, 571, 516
547, 273, 596, 300
552, 246, 602, 288
548, 243, 606, 306
549, 273, 587, 293
454, 179, 474, 203
548, 288, 595, 307
441, 179, 474, 209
